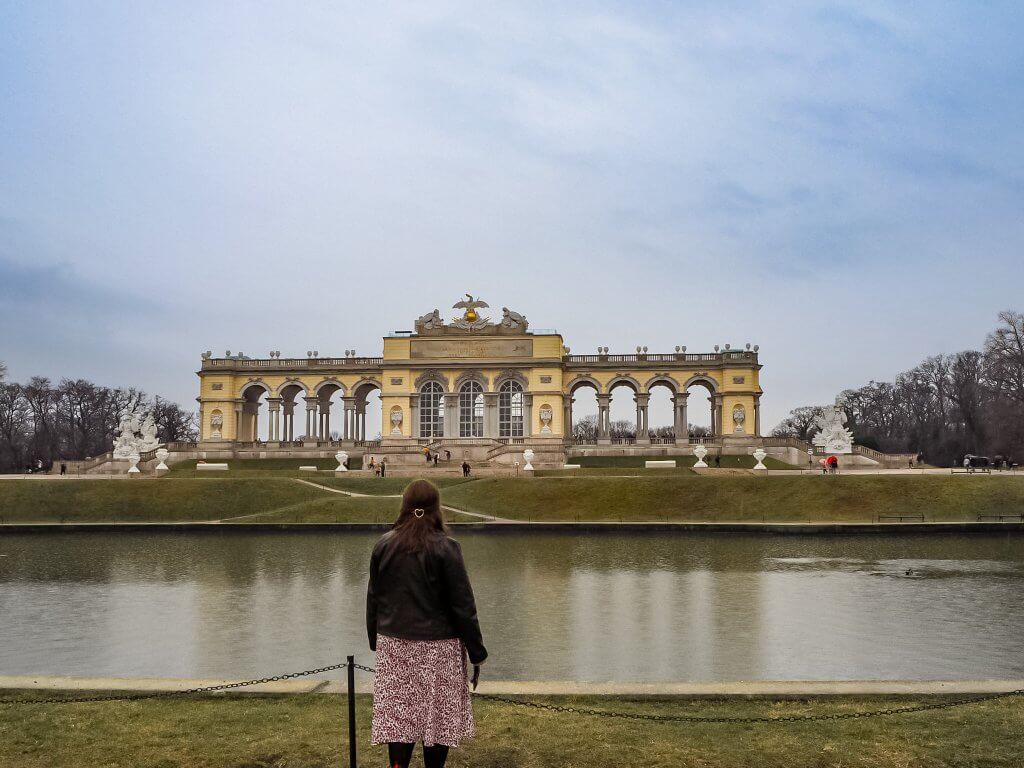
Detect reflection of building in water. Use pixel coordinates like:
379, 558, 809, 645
194, 296, 765, 468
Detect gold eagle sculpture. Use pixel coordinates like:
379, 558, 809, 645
453, 294, 489, 323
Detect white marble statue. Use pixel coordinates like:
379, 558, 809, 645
538, 405, 553, 433
693, 445, 709, 468
752, 448, 767, 470
335, 450, 349, 472
733, 406, 746, 433
522, 448, 535, 471
210, 413, 223, 440
155, 448, 170, 471
390, 409, 403, 435
811, 402, 854, 454
113, 412, 163, 459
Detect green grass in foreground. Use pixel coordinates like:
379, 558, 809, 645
4, 475, 1024, 525
0, 479, 392, 524
443, 475, 1024, 522
0, 691, 1020, 767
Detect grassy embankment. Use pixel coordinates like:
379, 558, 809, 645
2, 473, 1023, 525
1, 691, 1021, 767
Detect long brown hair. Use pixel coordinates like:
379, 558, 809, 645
391, 479, 448, 552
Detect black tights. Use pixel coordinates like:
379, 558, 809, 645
388, 742, 449, 768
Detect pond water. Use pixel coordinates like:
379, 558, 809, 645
1, 531, 1023, 682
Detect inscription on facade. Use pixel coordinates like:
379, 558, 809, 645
540, 375, 552, 383
732, 376, 746, 384
390, 377, 403, 386
212, 383, 223, 390
411, 338, 533, 359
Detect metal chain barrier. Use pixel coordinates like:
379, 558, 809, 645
3, 659, 1022, 725
352, 663, 1024, 724
0, 662, 349, 706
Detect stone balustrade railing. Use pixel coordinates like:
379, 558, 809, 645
202, 357, 384, 370
565, 351, 756, 365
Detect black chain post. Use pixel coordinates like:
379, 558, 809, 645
346, 656, 357, 768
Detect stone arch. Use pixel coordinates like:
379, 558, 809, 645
682, 374, 719, 393
238, 381, 271, 442
493, 369, 529, 391
414, 369, 450, 391
313, 377, 346, 397
681, 375, 720, 437
643, 374, 679, 395
454, 369, 488, 391
351, 377, 382, 443
275, 377, 310, 397
605, 374, 642, 394
566, 374, 601, 394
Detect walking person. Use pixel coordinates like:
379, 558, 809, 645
367, 480, 487, 768
380, 459, 387, 478
59, 461, 67, 476
461, 461, 471, 477
433, 453, 439, 467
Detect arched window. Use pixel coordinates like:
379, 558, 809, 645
498, 380, 524, 437
459, 381, 484, 437
419, 382, 444, 438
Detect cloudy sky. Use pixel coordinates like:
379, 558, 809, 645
2, 1, 1022, 429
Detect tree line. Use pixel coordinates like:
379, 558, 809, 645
772, 311, 1024, 466
0, 364, 196, 471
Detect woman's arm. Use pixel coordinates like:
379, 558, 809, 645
366, 548, 379, 652
441, 539, 488, 664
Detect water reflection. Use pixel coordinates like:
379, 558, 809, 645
1, 532, 1022, 681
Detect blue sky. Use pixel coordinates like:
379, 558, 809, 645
2, 1, 1022, 429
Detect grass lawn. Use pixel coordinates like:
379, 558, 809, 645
568, 454, 796, 470
4, 475, 1023, 525
0, 479, 332, 523
0, 691, 1021, 767
315, 476, 478, 496
442, 475, 1024, 523
170, 457, 362, 476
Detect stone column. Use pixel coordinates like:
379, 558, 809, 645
342, 397, 356, 442
444, 392, 459, 439
304, 397, 318, 442
563, 398, 573, 443
410, 398, 420, 439
234, 403, 242, 443
753, 394, 762, 437
523, 394, 533, 438
673, 393, 689, 444
635, 393, 650, 444
483, 393, 499, 438
267, 399, 282, 441
713, 395, 724, 437
597, 393, 611, 444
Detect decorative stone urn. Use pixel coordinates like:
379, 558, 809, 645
127, 452, 142, 474
522, 448, 535, 471
692, 445, 709, 468
155, 448, 170, 471
539, 405, 553, 434
752, 448, 767, 470
335, 450, 349, 472
390, 409, 403, 436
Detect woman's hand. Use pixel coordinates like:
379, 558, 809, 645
471, 664, 481, 690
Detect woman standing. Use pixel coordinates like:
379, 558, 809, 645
367, 479, 487, 768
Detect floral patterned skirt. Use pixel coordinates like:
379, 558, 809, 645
371, 635, 475, 747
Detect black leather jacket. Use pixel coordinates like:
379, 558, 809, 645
366, 530, 487, 665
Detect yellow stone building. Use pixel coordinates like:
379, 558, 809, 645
196, 297, 763, 467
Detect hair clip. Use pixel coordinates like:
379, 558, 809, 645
413, 508, 425, 518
